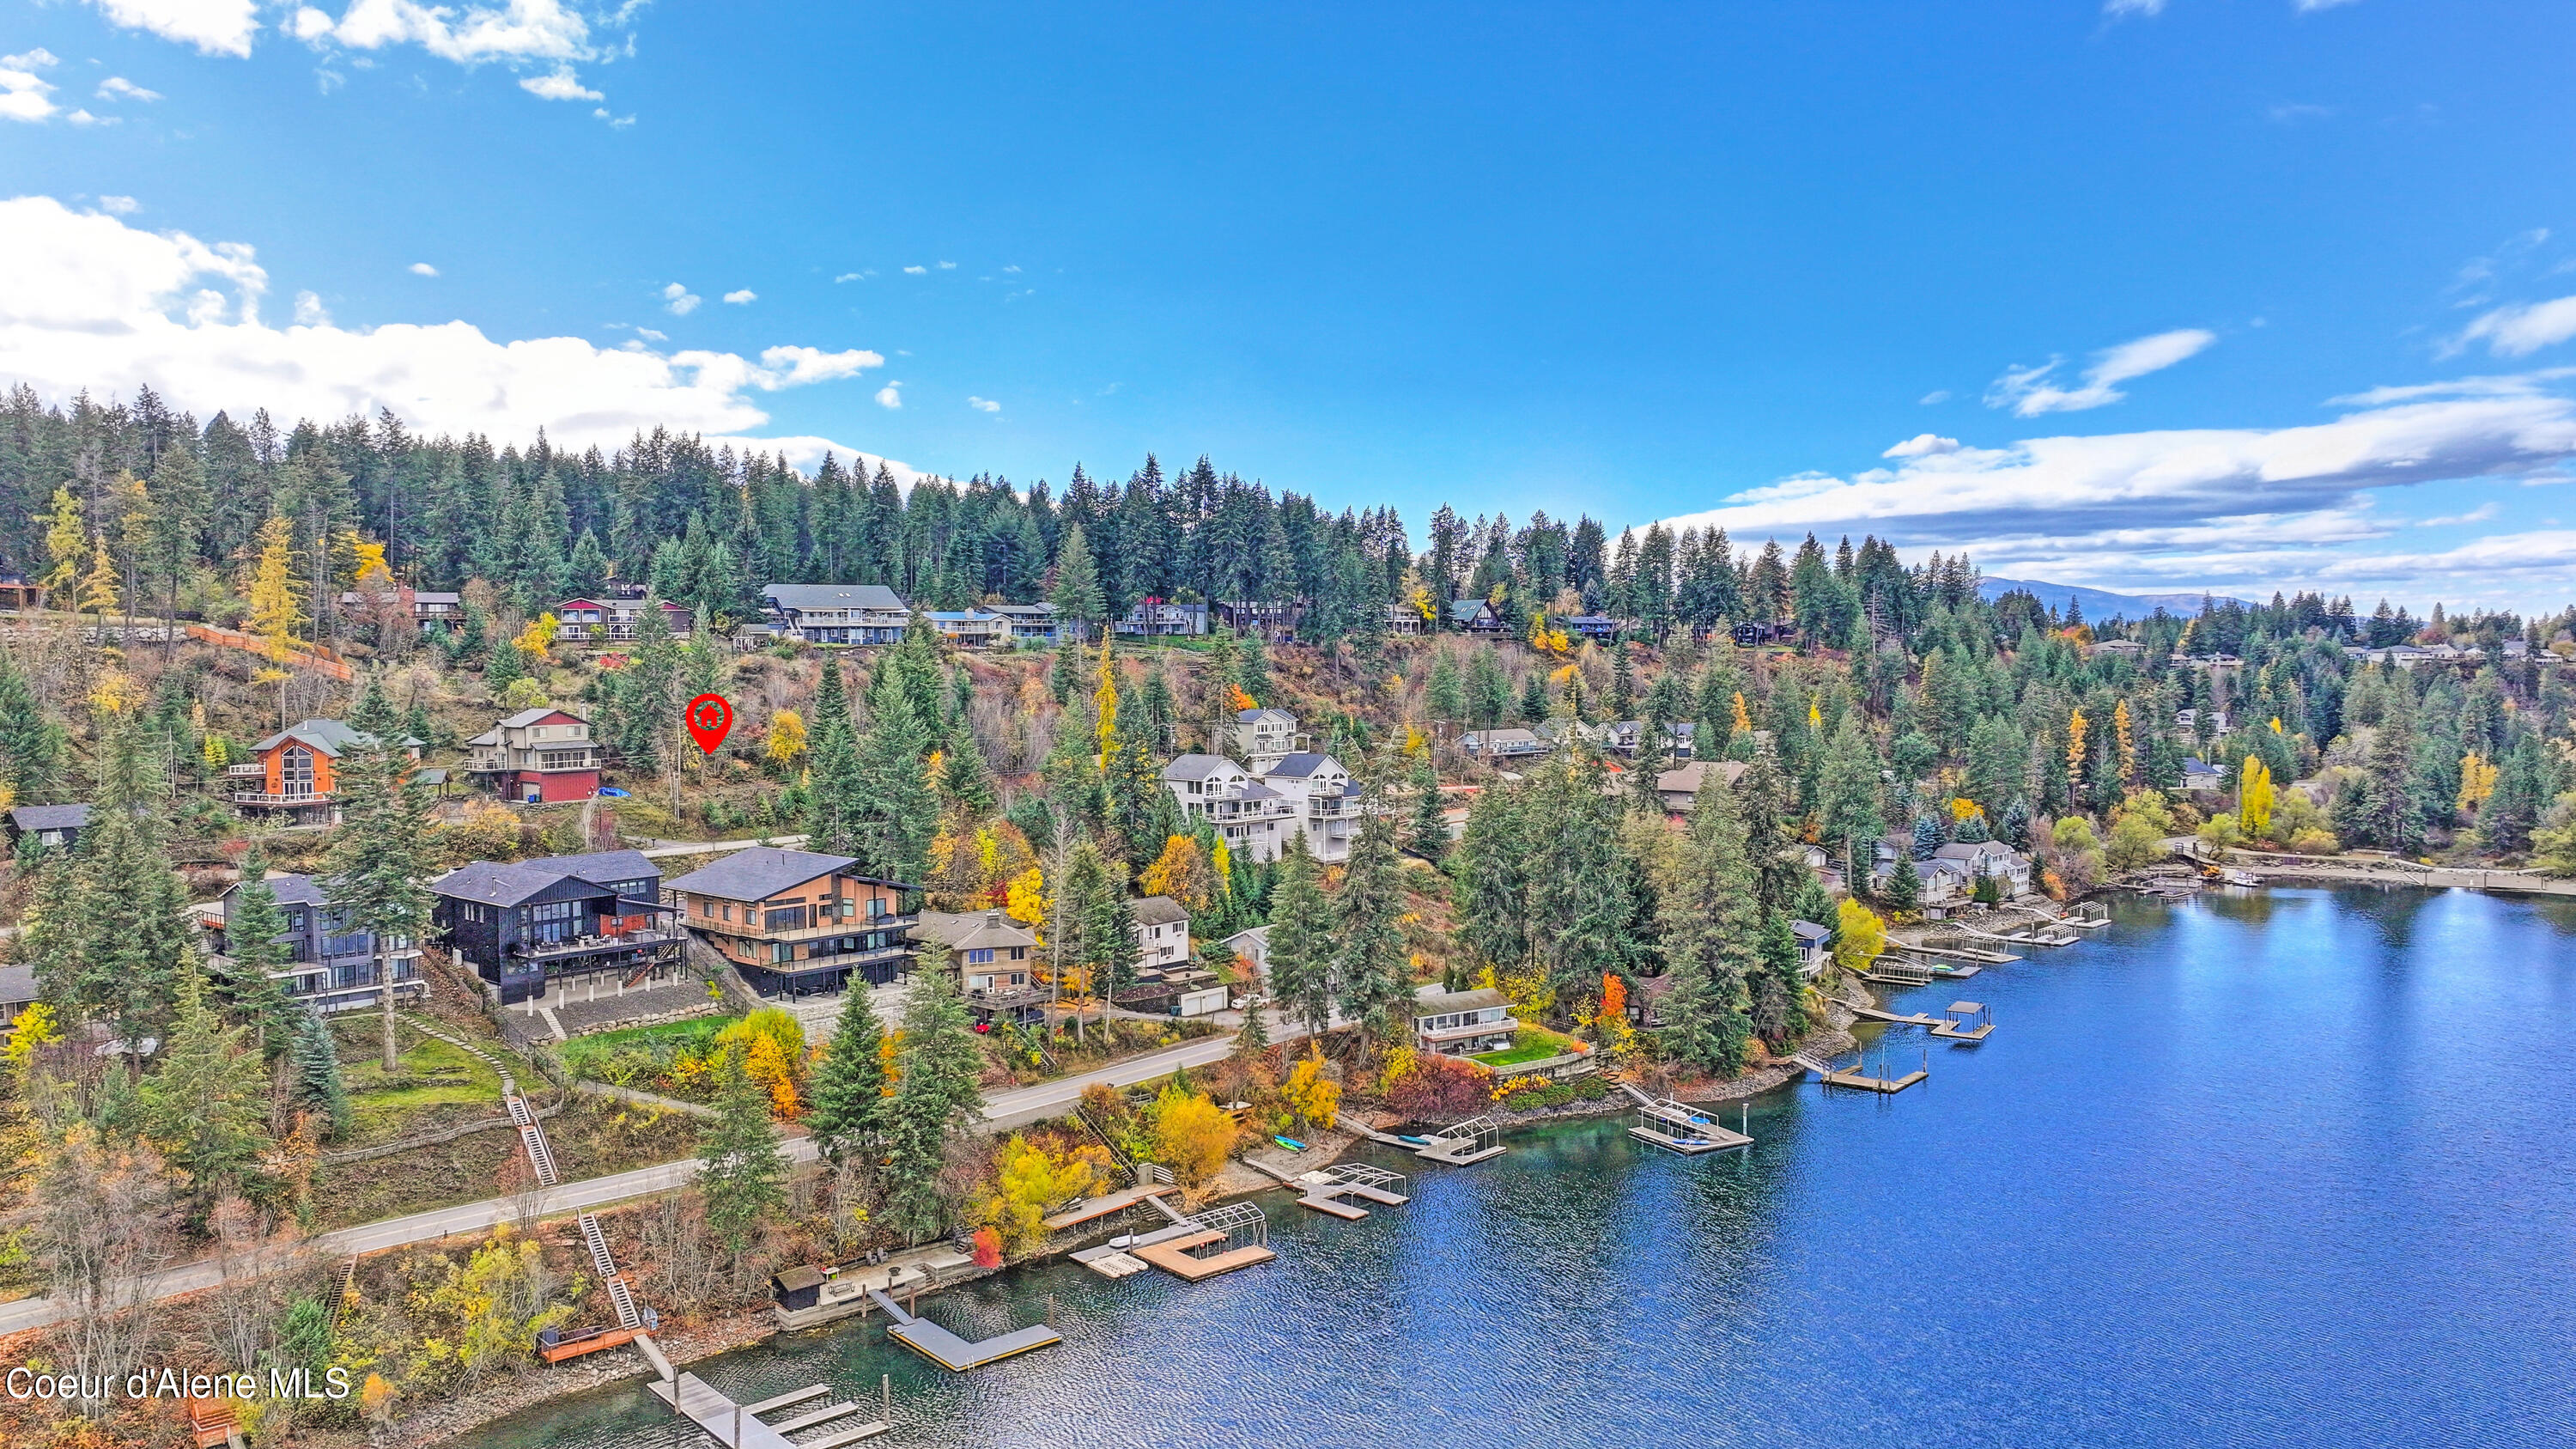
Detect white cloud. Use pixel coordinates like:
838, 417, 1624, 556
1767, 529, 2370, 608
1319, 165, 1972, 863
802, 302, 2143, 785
833, 271, 872, 283
876, 382, 902, 409
593, 108, 633, 128
65, 108, 117, 126
518, 65, 599, 102
1986, 327, 2215, 416
98, 196, 141, 215
2415, 502, 2499, 527
0, 194, 922, 490
1884, 434, 1960, 460
292, 289, 330, 326
1002, 265, 1021, 274
301, 0, 593, 64
936, 261, 956, 271
902, 265, 927, 276
2103, 0, 2165, 15
1, 50, 59, 124
633, 326, 665, 342
1918, 389, 1951, 405
661, 283, 700, 315
2266, 102, 2333, 124
722, 289, 756, 306
97, 76, 163, 102
2452, 295, 2576, 358
968, 396, 999, 413
2293, 0, 2362, 11
87, 0, 261, 58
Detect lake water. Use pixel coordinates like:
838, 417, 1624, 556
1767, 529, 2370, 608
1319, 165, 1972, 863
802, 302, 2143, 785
463, 887, 2576, 1449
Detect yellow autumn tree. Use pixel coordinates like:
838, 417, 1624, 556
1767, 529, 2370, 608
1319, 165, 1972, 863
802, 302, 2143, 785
2458, 752, 2499, 813
1281, 1050, 1340, 1131
39, 487, 83, 596
1094, 637, 1120, 769
767, 708, 808, 765
2238, 756, 2275, 839
1005, 865, 1048, 935
2065, 707, 2090, 781
245, 515, 306, 660
1150, 1085, 1239, 1185
513, 612, 560, 654
77, 533, 118, 624
2112, 698, 2136, 785
1410, 582, 1437, 622
1138, 835, 1212, 912
1831, 898, 1887, 976
1731, 691, 1753, 736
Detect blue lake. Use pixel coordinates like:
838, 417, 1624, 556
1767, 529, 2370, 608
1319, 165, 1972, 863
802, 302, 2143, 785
463, 887, 2576, 1448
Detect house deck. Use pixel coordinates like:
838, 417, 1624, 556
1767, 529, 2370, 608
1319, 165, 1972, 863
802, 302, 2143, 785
1041, 1183, 1176, 1230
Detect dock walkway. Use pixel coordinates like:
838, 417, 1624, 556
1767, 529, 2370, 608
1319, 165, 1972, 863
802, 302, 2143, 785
866, 1288, 1062, 1372
647, 1372, 888, 1447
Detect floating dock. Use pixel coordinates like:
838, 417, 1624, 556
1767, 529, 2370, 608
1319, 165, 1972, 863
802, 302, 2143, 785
1847, 1004, 1943, 1027
1069, 1245, 1150, 1279
1124, 1201, 1277, 1282
1929, 1001, 1994, 1044
867, 1288, 1062, 1371
1338, 1112, 1507, 1166
1624, 1092, 1753, 1155
1820, 1061, 1929, 1093
649, 1372, 888, 1446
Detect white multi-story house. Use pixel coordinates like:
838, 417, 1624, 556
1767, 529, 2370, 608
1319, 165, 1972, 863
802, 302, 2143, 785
1251, 751, 1358, 864
762, 584, 912, 645
1161, 754, 1296, 862
1932, 840, 2032, 898
1133, 895, 1192, 968
1230, 708, 1307, 767
1413, 986, 1518, 1057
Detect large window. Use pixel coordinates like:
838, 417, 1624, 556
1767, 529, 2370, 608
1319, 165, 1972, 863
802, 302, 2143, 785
280, 746, 314, 799
764, 905, 807, 931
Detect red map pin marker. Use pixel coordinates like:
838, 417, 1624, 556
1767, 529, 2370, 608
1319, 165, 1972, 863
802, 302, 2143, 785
684, 693, 733, 754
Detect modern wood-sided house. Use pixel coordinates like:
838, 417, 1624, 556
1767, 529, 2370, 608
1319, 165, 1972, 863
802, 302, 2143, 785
463, 707, 603, 803
1445, 597, 1504, 634
914, 908, 1046, 1025
762, 583, 912, 645
209, 871, 426, 1014
1413, 986, 1520, 1057
429, 850, 682, 1005
551, 596, 695, 643
3, 802, 90, 853
230, 718, 422, 825
665, 846, 920, 997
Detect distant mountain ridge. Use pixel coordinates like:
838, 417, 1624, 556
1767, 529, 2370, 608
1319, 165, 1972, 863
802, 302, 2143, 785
1977, 576, 2245, 621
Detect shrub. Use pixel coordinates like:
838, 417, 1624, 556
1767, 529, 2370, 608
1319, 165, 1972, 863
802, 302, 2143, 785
1148, 1086, 1238, 1185
1384, 1052, 1492, 1118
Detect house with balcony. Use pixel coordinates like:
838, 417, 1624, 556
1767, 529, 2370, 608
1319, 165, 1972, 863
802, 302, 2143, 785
1459, 728, 1552, 764
986, 601, 1062, 642
1162, 754, 1295, 862
1446, 598, 1504, 634
1413, 986, 1519, 1057
1601, 718, 1696, 759
1383, 601, 1431, 636
762, 583, 912, 645
1115, 600, 1209, 637
551, 596, 694, 644
1791, 919, 1832, 978
1250, 751, 1358, 863
1230, 708, 1307, 766
3, 803, 89, 853
914, 909, 1046, 1026
1655, 758, 1747, 816
429, 850, 680, 1005
926, 610, 1008, 649
1133, 895, 1191, 970
231, 718, 422, 825
208, 871, 424, 1014
462, 707, 602, 803
1216, 599, 1304, 640
666, 846, 920, 998
1933, 840, 2032, 898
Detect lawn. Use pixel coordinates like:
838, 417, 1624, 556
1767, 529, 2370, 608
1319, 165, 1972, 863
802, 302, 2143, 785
331, 1017, 507, 1146
1473, 1029, 1581, 1068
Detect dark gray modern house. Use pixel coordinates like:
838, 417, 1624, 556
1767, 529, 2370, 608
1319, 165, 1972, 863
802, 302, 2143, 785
3, 803, 90, 853
209, 872, 425, 1014
429, 850, 683, 1005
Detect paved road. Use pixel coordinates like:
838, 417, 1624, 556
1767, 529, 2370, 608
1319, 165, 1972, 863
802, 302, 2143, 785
0, 1024, 1296, 1337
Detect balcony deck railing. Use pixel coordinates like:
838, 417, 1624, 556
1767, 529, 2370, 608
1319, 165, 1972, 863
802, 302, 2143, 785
696, 914, 915, 945
512, 929, 686, 960
234, 789, 332, 807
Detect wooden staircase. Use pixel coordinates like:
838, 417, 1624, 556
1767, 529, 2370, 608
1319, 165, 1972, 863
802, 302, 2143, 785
507, 1087, 646, 1337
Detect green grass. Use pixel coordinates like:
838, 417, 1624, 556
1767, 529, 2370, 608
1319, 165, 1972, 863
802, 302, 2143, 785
331, 1023, 507, 1144
566, 1014, 738, 1056
1473, 1029, 1578, 1067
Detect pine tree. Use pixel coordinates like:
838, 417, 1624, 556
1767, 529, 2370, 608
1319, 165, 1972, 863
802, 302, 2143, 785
1237, 635, 1270, 704
142, 965, 271, 1209
881, 955, 984, 1240
805, 983, 887, 1166
699, 1043, 789, 1251
941, 715, 996, 814
1048, 521, 1105, 636
1425, 649, 1464, 726
1886, 853, 1921, 913
1334, 800, 1411, 1037
209, 847, 298, 1048
1265, 837, 1337, 1042
320, 729, 437, 1072
1814, 713, 1886, 859
0, 647, 64, 804
1405, 753, 1449, 863
289, 1008, 351, 1139
1449, 779, 1529, 982
1650, 765, 1759, 1075
38, 717, 193, 1038
1753, 910, 1808, 1046
1518, 672, 1551, 726
851, 679, 935, 885
486, 637, 527, 694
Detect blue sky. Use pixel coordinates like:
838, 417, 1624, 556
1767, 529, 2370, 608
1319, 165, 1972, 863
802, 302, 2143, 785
4, 2, 2576, 607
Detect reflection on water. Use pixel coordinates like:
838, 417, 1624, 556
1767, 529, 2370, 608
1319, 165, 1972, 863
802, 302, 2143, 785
464, 889, 2576, 1449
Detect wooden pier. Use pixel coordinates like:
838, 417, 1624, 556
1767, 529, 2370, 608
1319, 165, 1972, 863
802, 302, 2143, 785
648, 1372, 889, 1446
1847, 1003, 1942, 1027
1040, 1183, 1177, 1231
1337, 1112, 1507, 1166
1623, 1089, 1753, 1155
1069, 1245, 1150, 1278
1929, 1001, 1994, 1044
866, 1288, 1062, 1371
1125, 1201, 1278, 1282
1820, 1062, 1929, 1093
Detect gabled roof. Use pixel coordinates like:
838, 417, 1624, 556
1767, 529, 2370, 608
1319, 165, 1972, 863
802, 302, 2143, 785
0, 964, 37, 1008
763, 583, 909, 612
7, 803, 89, 832
1413, 986, 1510, 1015
1446, 598, 1493, 621
544, 849, 659, 886
495, 707, 584, 729
665, 845, 908, 901
252, 718, 419, 758
1162, 753, 1242, 782
244, 872, 331, 909
1934, 841, 2019, 861
1258, 752, 1343, 779
430, 851, 659, 908
1790, 919, 1832, 943
986, 601, 1060, 618
1236, 707, 1295, 724
914, 909, 1038, 952
1132, 895, 1189, 928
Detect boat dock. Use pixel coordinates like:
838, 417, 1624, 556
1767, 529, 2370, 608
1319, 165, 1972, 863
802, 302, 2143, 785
648, 1373, 888, 1447
1847, 1003, 1943, 1027
1929, 1001, 1994, 1043
1619, 1085, 1753, 1154
1069, 1244, 1151, 1278
1337, 1112, 1507, 1166
1123, 1201, 1277, 1281
1040, 1183, 1177, 1231
866, 1288, 1062, 1372
1820, 1051, 1930, 1094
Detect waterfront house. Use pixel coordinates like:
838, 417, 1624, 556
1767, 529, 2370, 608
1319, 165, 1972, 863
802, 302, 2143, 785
1249, 751, 1358, 863
762, 583, 912, 646
3, 802, 89, 853
231, 718, 422, 825
1162, 754, 1294, 862
1933, 841, 2032, 898
462, 707, 602, 803
1459, 728, 1552, 764
914, 909, 1046, 1025
926, 609, 1008, 649
1413, 986, 1519, 1057
665, 847, 920, 997
429, 850, 680, 1006
2180, 757, 2224, 795
1230, 708, 1307, 765
1791, 920, 1831, 978
1446, 598, 1504, 634
551, 596, 695, 643
210, 872, 425, 1014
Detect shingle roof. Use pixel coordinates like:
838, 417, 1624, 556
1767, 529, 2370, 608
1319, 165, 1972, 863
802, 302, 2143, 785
544, 849, 659, 886
252, 718, 419, 757
1162, 754, 1241, 782
1132, 895, 1189, 928
496, 707, 582, 729
7, 803, 89, 832
0, 964, 35, 1008
428, 861, 570, 908
1413, 986, 1510, 1015
664, 845, 908, 901
253, 873, 331, 908
1236, 708, 1294, 723
1790, 919, 1832, 942
914, 909, 1038, 952
1260, 752, 1341, 779
763, 583, 908, 612
1445, 598, 1491, 622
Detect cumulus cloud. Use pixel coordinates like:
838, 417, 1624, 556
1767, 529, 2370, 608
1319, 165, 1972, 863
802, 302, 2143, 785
408, 261, 438, 277
0, 194, 921, 489
968, 396, 999, 413
518, 65, 600, 101
721, 289, 756, 305
1, 49, 59, 124
292, 289, 330, 326
661, 283, 700, 315
1986, 327, 2215, 416
875, 382, 902, 409
87, 0, 261, 58
98, 196, 141, 215
1883, 434, 1960, 460
2452, 296, 2576, 358
833, 271, 872, 283
97, 76, 162, 102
